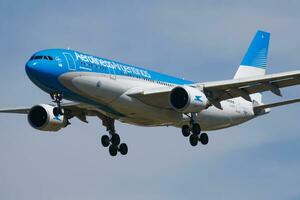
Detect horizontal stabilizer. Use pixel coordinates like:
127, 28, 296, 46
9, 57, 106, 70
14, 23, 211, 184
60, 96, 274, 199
254, 98, 300, 112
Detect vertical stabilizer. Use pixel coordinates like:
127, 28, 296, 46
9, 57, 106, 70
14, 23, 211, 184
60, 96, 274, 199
234, 30, 270, 79
234, 30, 270, 104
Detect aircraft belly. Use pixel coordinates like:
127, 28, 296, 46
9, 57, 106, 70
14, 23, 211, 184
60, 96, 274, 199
110, 93, 183, 125
197, 108, 232, 131
194, 100, 254, 131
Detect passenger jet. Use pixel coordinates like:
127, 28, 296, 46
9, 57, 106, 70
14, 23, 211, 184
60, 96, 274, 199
1, 30, 300, 156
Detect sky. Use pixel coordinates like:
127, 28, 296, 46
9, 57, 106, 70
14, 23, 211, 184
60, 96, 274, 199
0, 0, 300, 199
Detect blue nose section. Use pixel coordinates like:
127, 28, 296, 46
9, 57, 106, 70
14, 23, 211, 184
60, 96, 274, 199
25, 61, 38, 75
25, 61, 43, 83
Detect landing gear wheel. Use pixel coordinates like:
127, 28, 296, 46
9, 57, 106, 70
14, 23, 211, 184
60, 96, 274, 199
191, 123, 201, 135
109, 145, 118, 156
181, 125, 191, 137
53, 107, 63, 116
111, 134, 120, 146
101, 135, 110, 147
189, 134, 199, 146
119, 143, 128, 155
199, 133, 209, 145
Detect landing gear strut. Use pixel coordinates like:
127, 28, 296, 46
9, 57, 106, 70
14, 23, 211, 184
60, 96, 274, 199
181, 113, 209, 146
50, 91, 64, 116
98, 114, 128, 156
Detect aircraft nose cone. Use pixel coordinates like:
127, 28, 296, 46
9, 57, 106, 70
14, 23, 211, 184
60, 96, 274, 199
25, 61, 39, 76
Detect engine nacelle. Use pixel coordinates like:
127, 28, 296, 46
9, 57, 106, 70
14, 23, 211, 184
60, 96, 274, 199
169, 86, 210, 113
27, 104, 67, 132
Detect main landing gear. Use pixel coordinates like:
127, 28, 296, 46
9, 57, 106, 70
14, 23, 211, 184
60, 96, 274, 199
50, 91, 127, 157
99, 115, 128, 157
181, 114, 209, 147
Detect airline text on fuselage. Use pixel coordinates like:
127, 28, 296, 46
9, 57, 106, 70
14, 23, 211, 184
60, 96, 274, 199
75, 52, 151, 78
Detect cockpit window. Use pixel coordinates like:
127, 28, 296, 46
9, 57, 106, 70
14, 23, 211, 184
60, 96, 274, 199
35, 56, 43, 60
30, 55, 54, 61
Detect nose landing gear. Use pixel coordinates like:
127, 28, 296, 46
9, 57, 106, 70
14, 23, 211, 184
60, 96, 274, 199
50, 92, 64, 116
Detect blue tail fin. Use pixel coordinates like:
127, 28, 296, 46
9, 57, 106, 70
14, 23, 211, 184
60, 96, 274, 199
234, 30, 270, 79
234, 30, 271, 104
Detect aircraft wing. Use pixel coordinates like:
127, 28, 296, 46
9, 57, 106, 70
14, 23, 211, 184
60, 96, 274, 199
0, 107, 31, 114
0, 102, 82, 114
196, 70, 300, 102
128, 70, 300, 110
0, 102, 116, 123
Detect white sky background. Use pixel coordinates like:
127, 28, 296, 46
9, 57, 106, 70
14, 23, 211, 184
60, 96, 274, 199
0, 0, 300, 199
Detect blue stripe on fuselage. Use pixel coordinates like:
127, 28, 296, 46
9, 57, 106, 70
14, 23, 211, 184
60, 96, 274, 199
37, 49, 194, 85
71, 49, 194, 85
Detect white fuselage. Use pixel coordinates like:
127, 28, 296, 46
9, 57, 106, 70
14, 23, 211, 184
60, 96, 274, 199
58, 71, 255, 131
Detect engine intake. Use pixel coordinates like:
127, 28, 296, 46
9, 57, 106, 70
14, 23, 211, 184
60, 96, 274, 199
169, 86, 209, 113
28, 104, 67, 132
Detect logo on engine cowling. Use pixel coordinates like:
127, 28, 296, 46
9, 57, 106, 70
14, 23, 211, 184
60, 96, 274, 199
194, 95, 203, 102
53, 115, 62, 121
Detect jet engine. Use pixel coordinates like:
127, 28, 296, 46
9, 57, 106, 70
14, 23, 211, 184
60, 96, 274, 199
27, 104, 67, 132
169, 86, 210, 113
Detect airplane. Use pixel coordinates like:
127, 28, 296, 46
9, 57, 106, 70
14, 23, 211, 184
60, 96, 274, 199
1, 30, 300, 157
